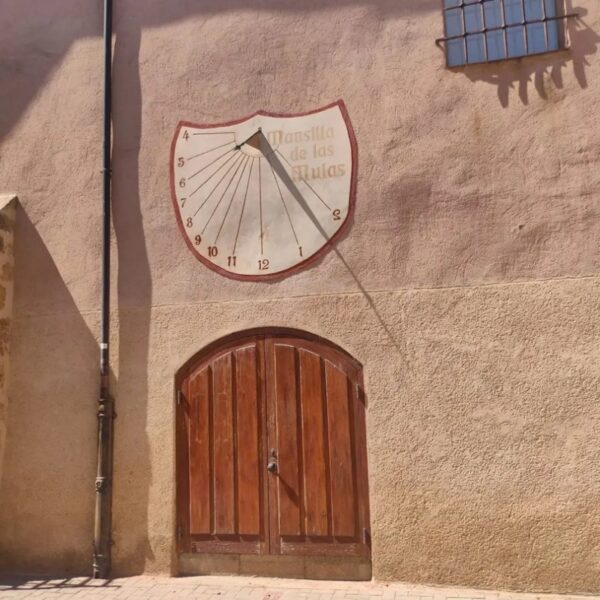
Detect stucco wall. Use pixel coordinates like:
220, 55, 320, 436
0, 0, 599, 593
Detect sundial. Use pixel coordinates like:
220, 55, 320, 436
170, 100, 357, 280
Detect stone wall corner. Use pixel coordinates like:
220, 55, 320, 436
0, 194, 17, 492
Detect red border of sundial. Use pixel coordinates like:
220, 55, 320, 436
169, 99, 358, 282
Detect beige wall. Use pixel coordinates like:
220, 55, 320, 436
0, 0, 599, 593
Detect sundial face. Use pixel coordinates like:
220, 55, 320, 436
170, 100, 357, 281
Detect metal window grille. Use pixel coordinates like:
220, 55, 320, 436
437, 0, 576, 67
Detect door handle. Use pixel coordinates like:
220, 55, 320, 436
266, 449, 278, 474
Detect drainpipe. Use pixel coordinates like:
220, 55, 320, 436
93, 0, 114, 580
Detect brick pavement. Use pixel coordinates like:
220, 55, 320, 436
0, 575, 597, 600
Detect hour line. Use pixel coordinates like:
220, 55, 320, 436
275, 149, 332, 211
192, 131, 236, 136
188, 146, 236, 181
214, 155, 251, 245
232, 157, 256, 256
193, 153, 246, 216
187, 141, 235, 162
202, 154, 248, 235
259, 158, 264, 255
188, 151, 239, 199
270, 163, 300, 247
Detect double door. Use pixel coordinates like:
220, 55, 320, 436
176, 332, 370, 558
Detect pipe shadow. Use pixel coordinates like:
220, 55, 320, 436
0, 204, 98, 576
110, 21, 154, 575
449, 7, 599, 107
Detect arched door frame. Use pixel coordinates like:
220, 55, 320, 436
175, 327, 363, 388
175, 327, 370, 566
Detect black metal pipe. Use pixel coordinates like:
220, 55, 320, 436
93, 0, 114, 580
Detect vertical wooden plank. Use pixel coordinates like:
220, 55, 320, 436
176, 376, 191, 551
213, 353, 235, 534
299, 349, 329, 536
273, 343, 302, 536
265, 338, 282, 553
235, 345, 261, 535
325, 362, 357, 537
189, 368, 211, 534
257, 338, 271, 554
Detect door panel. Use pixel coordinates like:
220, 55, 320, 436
178, 341, 266, 554
266, 337, 370, 557
271, 343, 302, 537
188, 367, 211, 534
235, 346, 261, 535
325, 361, 357, 538
213, 353, 235, 534
177, 332, 370, 560
298, 349, 329, 537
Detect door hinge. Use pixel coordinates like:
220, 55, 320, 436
177, 525, 183, 541
176, 390, 183, 406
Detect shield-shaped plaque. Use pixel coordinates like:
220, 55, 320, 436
170, 100, 357, 281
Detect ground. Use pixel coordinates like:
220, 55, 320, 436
0, 575, 598, 600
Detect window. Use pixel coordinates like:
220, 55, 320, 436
440, 0, 569, 66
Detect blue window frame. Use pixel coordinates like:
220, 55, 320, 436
441, 0, 566, 67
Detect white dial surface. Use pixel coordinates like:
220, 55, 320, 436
170, 101, 356, 280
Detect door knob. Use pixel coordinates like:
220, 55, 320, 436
266, 449, 278, 474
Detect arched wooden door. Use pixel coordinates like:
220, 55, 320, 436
176, 331, 370, 562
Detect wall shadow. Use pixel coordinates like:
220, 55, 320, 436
0, 204, 98, 576
0, 0, 438, 145
449, 7, 598, 107
259, 134, 411, 369
0, 575, 120, 590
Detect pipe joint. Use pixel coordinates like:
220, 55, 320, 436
95, 477, 109, 493
97, 397, 114, 419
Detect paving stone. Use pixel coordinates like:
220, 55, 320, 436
0, 577, 598, 600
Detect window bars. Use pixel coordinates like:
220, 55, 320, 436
436, 0, 578, 67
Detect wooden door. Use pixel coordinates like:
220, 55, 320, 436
176, 332, 370, 559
